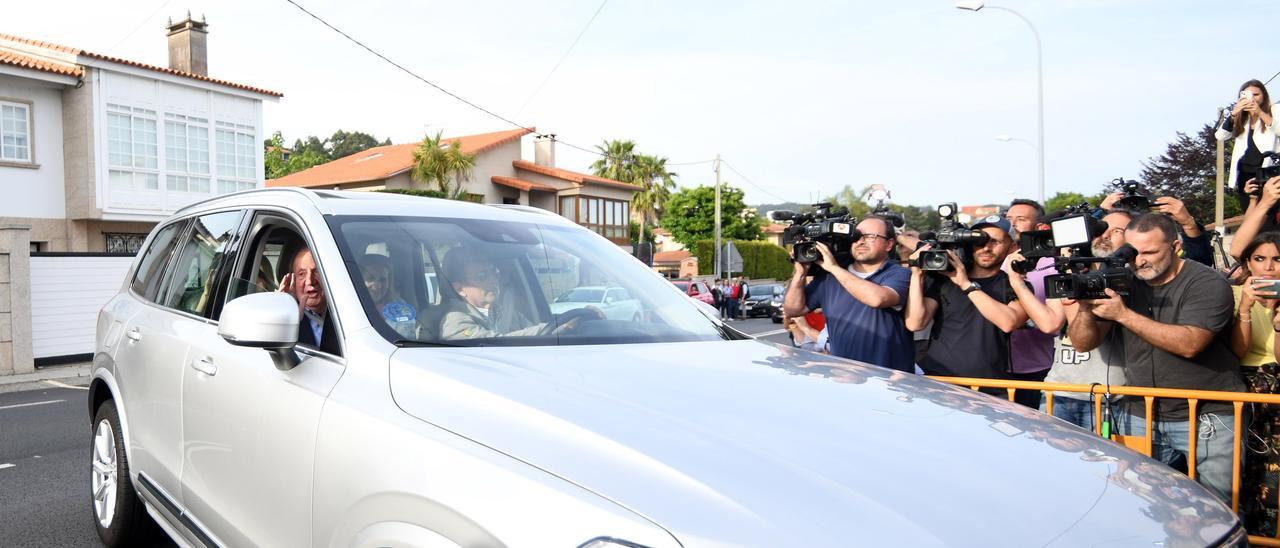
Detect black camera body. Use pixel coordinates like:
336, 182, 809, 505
871, 202, 906, 229
1044, 246, 1137, 300
909, 203, 987, 272
1115, 180, 1160, 211
777, 203, 858, 269
1256, 152, 1280, 188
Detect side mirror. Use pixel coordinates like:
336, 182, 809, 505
219, 292, 301, 371
605, 296, 615, 304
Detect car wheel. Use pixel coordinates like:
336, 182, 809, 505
772, 315, 782, 323
91, 401, 151, 547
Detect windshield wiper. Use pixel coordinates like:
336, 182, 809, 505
392, 339, 467, 348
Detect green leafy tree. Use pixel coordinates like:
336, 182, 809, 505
327, 130, 391, 159
692, 239, 791, 279
1044, 191, 1104, 214
291, 135, 328, 159
264, 131, 328, 179
411, 131, 476, 199
662, 185, 762, 249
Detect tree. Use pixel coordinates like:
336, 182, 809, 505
328, 130, 390, 160
1113, 123, 1241, 225
1044, 191, 1103, 214
823, 184, 941, 232
590, 140, 638, 183
662, 185, 761, 249
630, 154, 677, 241
264, 131, 328, 179
411, 131, 476, 199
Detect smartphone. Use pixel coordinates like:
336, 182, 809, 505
1252, 278, 1280, 298
1242, 90, 1254, 101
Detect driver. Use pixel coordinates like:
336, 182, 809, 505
438, 246, 598, 340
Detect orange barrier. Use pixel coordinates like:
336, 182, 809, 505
928, 376, 1280, 545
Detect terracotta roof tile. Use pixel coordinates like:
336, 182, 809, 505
0, 49, 81, 77
762, 223, 787, 234
512, 160, 638, 191
492, 175, 557, 192
653, 250, 692, 263
0, 32, 280, 97
270, 128, 533, 188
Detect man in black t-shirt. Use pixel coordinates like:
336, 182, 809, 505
1069, 213, 1243, 503
905, 216, 1029, 380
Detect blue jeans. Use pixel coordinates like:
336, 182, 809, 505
1121, 408, 1242, 503
1040, 396, 1105, 432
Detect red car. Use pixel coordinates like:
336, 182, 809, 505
671, 280, 716, 306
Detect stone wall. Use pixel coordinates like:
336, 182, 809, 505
0, 226, 34, 375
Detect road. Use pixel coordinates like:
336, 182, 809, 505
0, 319, 787, 547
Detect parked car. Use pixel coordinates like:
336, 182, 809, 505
89, 189, 1244, 547
551, 286, 642, 321
671, 279, 715, 306
742, 283, 783, 319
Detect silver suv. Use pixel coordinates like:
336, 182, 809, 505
90, 189, 1243, 547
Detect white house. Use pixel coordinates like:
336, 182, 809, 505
0, 17, 280, 373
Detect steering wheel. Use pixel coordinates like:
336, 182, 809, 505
539, 307, 605, 335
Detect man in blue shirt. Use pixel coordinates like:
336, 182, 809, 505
782, 215, 914, 372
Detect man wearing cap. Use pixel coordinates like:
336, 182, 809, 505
905, 215, 1029, 382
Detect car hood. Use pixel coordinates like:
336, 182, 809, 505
389, 341, 1237, 547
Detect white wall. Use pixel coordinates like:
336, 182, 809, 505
30, 255, 133, 358
0, 73, 66, 219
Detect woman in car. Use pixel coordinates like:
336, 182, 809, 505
359, 253, 418, 338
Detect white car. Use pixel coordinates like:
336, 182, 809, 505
88, 189, 1244, 547
550, 286, 642, 321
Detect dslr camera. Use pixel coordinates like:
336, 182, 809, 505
1040, 210, 1136, 300
909, 203, 990, 272
775, 202, 858, 268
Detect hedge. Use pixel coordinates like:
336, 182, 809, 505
693, 239, 791, 280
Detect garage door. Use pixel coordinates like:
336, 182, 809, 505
30, 253, 134, 361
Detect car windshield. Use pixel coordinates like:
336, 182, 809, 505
555, 288, 604, 303
671, 281, 690, 291
755, 285, 782, 297
332, 215, 729, 346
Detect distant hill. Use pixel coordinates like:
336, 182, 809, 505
753, 202, 810, 219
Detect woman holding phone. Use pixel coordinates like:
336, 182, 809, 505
1218, 79, 1278, 204
1232, 231, 1280, 535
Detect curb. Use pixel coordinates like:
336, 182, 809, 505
0, 362, 92, 393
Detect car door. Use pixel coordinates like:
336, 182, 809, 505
109, 218, 192, 505
179, 211, 343, 547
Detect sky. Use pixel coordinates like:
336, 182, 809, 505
8, 0, 1280, 208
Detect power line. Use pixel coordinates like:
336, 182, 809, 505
1265, 69, 1280, 86
110, 0, 174, 53
516, 0, 609, 116
720, 160, 792, 203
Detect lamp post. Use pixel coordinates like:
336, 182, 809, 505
957, 0, 1045, 203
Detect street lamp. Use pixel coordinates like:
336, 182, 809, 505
995, 134, 1038, 151
957, 0, 1045, 203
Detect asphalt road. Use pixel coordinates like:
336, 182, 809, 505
0, 320, 786, 547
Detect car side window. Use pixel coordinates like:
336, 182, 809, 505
160, 210, 245, 317
130, 220, 187, 303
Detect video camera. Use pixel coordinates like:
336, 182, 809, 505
1255, 152, 1280, 189
1039, 209, 1136, 300
909, 203, 989, 272
774, 202, 857, 268
1113, 179, 1160, 210
1008, 202, 1095, 274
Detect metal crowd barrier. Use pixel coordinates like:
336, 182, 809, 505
928, 376, 1280, 546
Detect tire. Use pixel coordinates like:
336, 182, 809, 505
91, 400, 152, 547
772, 315, 783, 324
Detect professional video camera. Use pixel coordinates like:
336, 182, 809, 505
773, 202, 857, 267
1009, 202, 1095, 274
909, 203, 990, 272
1113, 179, 1159, 211
1255, 152, 1280, 189
867, 185, 906, 229
1040, 210, 1136, 300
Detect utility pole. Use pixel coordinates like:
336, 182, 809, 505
1215, 107, 1226, 237
714, 153, 722, 280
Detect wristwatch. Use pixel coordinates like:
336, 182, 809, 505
962, 282, 981, 296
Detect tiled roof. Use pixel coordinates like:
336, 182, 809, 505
492, 175, 557, 192
270, 128, 533, 188
653, 227, 671, 236
0, 32, 281, 97
513, 160, 638, 191
1206, 215, 1244, 231
653, 250, 692, 263
762, 223, 787, 234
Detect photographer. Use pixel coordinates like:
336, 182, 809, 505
1098, 191, 1213, 267
1068, 213, 1243, 502
905, 216, 1028, 380
1004, 199, 1056, 407
1216, 79, 1277, 204
783, 215, 914, 373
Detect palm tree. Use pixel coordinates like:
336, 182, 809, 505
590, 139, 638, 183
411, 131, 476, 199
631, 154, 677, 243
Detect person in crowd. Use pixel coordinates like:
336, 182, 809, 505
277, 245, 340, 354
786, 312, 826, 353
1003, 199, 1056, 408
1069, 213, 1244, 502
1217, 79, 1278, 207
710, 279, 725, 319
359, 253, 418, 339
736, 277, 751, 320
905, 215, 1028, 382
1005, 208, 1132, 430
439, 246, 598, 339
784, 215, 914, 372
726, 277, 741, 321
1232, 177, 1280, 261
1230, 231, 1280, 534
1097, 191, 1214, 267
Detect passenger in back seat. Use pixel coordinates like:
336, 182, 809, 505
359, 254, 418, 339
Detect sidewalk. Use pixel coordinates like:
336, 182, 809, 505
0, 362, 91, 394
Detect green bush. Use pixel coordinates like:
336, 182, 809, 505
693, 239, 791, 280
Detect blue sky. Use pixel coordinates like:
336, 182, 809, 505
9, 0, 1280, 208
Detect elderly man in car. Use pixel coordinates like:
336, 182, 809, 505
439, 246, 597, 340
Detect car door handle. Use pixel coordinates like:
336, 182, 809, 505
125, 328, 142, 342
191, 357, 217, 376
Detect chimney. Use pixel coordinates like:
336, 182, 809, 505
166, 12, 209, 76
534, 134, 556, 167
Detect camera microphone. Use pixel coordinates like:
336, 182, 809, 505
1113, 244, 1137, 263
769, 210, 798, 222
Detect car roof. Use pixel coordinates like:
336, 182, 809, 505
172, 188, 582, 228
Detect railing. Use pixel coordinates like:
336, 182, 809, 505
929, 376, 1280, 547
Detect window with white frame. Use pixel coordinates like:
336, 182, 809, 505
1, 100, 32, 163
107, 103, 159, 191
165, 113, 211, 193
215, 121, 256, 193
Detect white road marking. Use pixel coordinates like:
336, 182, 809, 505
752, 329, 789, 338
0, 399, 66, 411
0, 463, 14, 470
43, 380, 89, 391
